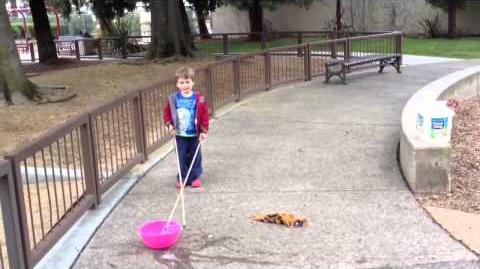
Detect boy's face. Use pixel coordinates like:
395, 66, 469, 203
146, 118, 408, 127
177, 77, 194, 94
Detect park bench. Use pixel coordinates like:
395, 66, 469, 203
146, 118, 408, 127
55, 36, 78, 56
16, 42, 28, 53
325, 53, 402, 84
15, 39, 30, 53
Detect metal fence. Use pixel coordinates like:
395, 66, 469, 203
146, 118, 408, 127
0, 161, 12, 269
4, 115, 98, 268
17, 31, 391, 63
0, 160, 27, 269
4, 31, 402, 268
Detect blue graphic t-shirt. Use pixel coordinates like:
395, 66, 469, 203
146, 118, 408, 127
176, 92, 197, 137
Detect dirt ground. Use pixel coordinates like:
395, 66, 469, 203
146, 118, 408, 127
417, 97, 480, 213
425, 206, 480, 254
0, 58, 212, 156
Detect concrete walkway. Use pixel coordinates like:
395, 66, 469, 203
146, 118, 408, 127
402, 55, 462, 66
73, 61, 480, 269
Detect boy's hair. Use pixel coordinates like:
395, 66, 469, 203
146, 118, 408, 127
175, 67, 195, 80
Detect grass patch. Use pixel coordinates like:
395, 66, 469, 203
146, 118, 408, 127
404, 37, 480, 59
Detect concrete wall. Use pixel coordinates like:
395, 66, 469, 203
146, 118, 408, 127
456, 2, 480, 36
400, 66, 480, 193
211, 6, 250, 33
212, 0, 480, 36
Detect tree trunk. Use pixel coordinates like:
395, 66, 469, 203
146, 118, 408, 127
149, 0, 194, 59
92, 0, 113, 36
179, 0, 196, 51
97, 16, 113, 36
448, 0, 457, 38
336, 0, 343, 37
54, 13, 61, 38
248, 0, 263, 41
196, 9, 211, 38
29, 0, 57, 63
0, 0, 38, 105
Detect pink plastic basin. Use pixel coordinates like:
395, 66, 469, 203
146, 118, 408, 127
139, 220, 182, 249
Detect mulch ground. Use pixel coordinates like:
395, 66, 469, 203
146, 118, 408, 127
417, 97, 480, 213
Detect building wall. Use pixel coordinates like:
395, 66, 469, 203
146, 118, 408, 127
211, 6, 250, 33
212, 0, 480, 36
456, 2, 480, 36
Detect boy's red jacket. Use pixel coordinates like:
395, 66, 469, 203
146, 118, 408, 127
163, 91, 209, 134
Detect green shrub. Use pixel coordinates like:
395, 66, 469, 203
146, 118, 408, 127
419, 13, 441, 38
9, 14, 96, 39
109, 14, 141, 37
61, 14, 95, 36
10, 22, 57, 39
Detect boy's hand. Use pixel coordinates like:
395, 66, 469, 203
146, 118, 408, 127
167, 124, 176, 135
199, 133, 207, 142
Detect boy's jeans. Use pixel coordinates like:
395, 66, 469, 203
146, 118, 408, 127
176, 135, 203, 185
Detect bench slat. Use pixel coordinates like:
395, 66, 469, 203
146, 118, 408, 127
326, 54, 401, 67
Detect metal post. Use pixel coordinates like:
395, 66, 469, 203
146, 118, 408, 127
330, 42, 337, 59
74, 40, 81, 61
264, 51, 271, 90
297, 32, 304, 45
4, 156, 33, 269
29, 43, 35, 62
297, 32, 304, 57
261, 31, 267, 49
345, 38, 351, 61
132, 94, 148, 163
233, 57, 241, 101
0, 161, 27, 269
121, 38, 127, 59
304, 44, 311, 81
97, 39, 103, 60
205, 68, 215, 116
396, 32, 403, 65
222, 34, 229, 55
80, 121, 101, 206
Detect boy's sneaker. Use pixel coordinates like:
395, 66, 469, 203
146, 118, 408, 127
191, 179, 201, 188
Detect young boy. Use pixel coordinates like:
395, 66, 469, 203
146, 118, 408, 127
163, 67, 209, 188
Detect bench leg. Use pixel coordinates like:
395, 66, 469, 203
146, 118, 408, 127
324, 64, 331, 83
325, 63, 348, 84
341, 64, 347, 84
379, 60, 386, 74
325, 74, 332, 83
394, 57, 402, 74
